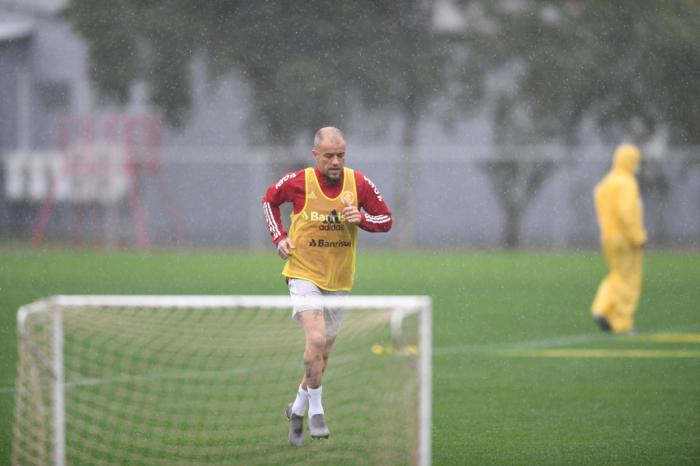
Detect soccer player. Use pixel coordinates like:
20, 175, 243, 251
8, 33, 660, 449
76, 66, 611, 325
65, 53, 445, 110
591, 143, 647, 334
262, 127, 392, 446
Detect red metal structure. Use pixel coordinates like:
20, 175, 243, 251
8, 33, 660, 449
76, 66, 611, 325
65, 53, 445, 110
31, 113, 185, 248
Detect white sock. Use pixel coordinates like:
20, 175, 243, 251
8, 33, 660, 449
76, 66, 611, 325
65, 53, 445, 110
291, 385, 308, 416
307, 386, 324, 416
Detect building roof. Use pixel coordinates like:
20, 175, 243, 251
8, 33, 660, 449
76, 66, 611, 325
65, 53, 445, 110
0, 0, 67, 15
0, 11, 34, 43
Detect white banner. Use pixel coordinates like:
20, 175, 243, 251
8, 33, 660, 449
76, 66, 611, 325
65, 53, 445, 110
3, 145, 129, 204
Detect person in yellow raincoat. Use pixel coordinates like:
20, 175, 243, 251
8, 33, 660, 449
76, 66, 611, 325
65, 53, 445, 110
591, 144, 647, 334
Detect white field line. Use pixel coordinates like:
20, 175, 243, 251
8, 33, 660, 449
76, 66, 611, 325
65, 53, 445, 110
433, 332, 605, 357
433, 326, 700, 357
0, 333, 607, 394
2, 328, 698, 394
63, 351, 366, 390
0, 353, 361, 394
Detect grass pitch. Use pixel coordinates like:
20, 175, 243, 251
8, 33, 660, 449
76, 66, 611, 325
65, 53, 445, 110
1, 248, 699, 465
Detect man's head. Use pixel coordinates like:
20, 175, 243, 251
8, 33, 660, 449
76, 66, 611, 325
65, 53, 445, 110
612, 143, 641, 175
312, 127, 346, 185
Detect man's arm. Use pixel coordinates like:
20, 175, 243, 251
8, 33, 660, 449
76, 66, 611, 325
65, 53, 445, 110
348, 172, 392, 232
618, 178, 646, 247
262, 170, 303, 245
614, 178, 646, 246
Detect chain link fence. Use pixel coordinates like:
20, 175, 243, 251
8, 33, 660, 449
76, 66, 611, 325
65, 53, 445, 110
1, 145, 698, 250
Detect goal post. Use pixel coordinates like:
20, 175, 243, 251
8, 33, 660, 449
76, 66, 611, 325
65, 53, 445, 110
12, 295, 432, 466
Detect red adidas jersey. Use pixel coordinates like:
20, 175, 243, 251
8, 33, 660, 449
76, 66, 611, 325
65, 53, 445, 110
262, 167, 392, 244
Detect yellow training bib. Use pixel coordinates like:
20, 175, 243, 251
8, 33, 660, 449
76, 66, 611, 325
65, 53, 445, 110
282, 167, 358, 291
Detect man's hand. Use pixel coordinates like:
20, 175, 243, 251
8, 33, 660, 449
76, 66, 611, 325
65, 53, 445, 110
342, 198, 361, 225
277, 237, 295, 259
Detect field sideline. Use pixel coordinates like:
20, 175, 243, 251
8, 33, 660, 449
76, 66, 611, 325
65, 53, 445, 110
1, 248, 699, 465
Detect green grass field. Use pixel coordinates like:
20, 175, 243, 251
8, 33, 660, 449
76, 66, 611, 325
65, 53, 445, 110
1, 248, 699, 465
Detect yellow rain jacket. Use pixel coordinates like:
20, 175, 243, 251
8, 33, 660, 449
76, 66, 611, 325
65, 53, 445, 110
591, 144, 646, 333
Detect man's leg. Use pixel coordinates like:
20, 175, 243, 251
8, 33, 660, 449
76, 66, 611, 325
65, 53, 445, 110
592, 241, 620, 332
299, 310, 331, 438
286, 279, 345, 444
591, 245, 614, 332
286, 309, 328, 446
608, 247, 643, 334
286, 279, 323, 446
299, 335, 337, 390
591, 276, 613, 331
299, 309, 328, 389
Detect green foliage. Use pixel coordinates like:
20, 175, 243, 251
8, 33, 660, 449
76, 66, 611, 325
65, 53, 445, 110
66, 1, 700, 145
463, 0, 700, 144
65, 1, 453, 143
64, 0, 139, 104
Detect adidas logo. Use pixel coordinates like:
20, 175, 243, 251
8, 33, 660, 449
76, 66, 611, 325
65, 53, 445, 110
307, 192, 317, 199
317, 209, 345, 231
324, 210, 342, 224
309, 210, 344, 223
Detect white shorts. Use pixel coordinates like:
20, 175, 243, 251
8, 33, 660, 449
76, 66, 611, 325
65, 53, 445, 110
288, 278, 347, 337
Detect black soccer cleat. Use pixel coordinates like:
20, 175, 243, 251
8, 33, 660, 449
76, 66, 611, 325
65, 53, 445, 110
285, 403, 304, 447
593, 315, 612, 332
308, 413, 330, 439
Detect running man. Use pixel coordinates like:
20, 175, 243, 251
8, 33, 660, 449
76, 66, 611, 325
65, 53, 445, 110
262, 127, 392, 446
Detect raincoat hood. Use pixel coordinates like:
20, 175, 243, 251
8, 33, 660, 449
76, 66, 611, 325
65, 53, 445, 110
612, 144, 640, 174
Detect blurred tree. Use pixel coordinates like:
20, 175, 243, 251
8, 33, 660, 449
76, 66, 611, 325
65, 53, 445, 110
66, 1, 454, 141
66, 0, 197, 125
458, 0, 700, 144
478, 155, 557, 249
451, 0, 700, 247
67, 0, 466, 246
475, 93, 562, 248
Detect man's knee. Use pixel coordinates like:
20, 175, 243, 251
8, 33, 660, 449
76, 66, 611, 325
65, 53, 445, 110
306, 331, 327, 354
322, 337, 336, 361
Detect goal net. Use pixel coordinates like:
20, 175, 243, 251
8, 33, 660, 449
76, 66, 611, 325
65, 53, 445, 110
12, 295, 431, 466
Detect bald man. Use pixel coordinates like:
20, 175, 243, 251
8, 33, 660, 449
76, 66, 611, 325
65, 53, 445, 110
591, 144, 647, 334
262, 127, 393, 446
